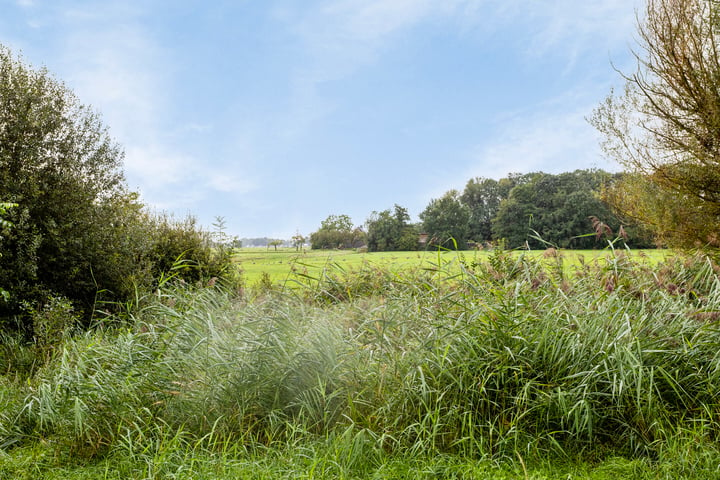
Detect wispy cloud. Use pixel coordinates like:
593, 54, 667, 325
519, 0, 641, 69
59, 28, 163, 141
464, 100, 617, 183
26, 2, 261, 212
122, 145, 194, 188
204, 173, 257, 195
279, 0, 473, 138
281, 0, 639, 140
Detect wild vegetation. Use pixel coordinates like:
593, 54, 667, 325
3, 0, 720, 477
592, 0, 720, 248
0, 46, 237, 337
2, 248, 720, 478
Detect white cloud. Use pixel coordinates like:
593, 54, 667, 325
32, 3, 257, 211
123, 145, 193, 188
204, 173, 257, 195
316, 0, 438, 45
292, 0, 472, 82
57, 23, 166, 144
464, 100, 617, 183
281, 0, 640, 143
280, 0, 474, 138
520, 0, 641, 66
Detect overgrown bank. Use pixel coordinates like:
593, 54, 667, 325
2, 249, 720, 478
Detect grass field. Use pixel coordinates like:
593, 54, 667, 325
2, 246, 716, 479
234, 247, 671, 286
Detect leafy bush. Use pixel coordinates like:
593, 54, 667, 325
0, 46, 154, 329
146, 213, 237, 286
0, 46, 240, 336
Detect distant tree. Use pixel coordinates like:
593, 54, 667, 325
491, 176, 540, 249
320, 214, 353, 232
291, 232, 305, 251
460, 178, 506, 243
419, 190, 470, 249
366, 204, 417, 252
491, 170, 641, 249
268, 239, 283, 251
310, 214, 365, 249
591, 0, 720, 248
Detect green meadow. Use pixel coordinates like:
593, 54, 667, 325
235, 247, 670, 286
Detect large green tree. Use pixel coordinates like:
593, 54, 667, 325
366, 204, 417, 252
419, 190, 470, 249
492, 170, 635, 249
460, 175, 526, 243
0, 45, 153, 323
0, 45, 239, 336
591, 0, 720, 248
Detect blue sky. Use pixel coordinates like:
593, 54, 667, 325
2, 0, 641, 238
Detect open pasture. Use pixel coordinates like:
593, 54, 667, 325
233, 247, 670, 286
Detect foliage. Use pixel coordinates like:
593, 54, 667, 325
2, 252, 720, 477
0, 45, 240, 333
491, 170, 647, 249
147, 213, 237, 286
460, 175, 520, 243
0, 202, 17, 304
365, 204, 418, 252
422, 171, 641, 250
310, 214, 365, 249
419, 190, 470, 249
0, 45, 154, 328
291, 231, 305, 251
591, 0, 720, 248
0, 202, 16, 232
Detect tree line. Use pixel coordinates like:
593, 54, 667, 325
312, 0, 720, 254
311, 169, 654, 251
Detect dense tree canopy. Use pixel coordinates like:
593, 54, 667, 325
492, 170, 638, 249
460, 174, 528, 243
310, 214, 365, 249
414, 170, 648, 250
591, 0, 720, 248
366, 204, 418, 252
419, 190, 470, 249
0, 45, 149, 322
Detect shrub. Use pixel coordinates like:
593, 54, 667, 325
0, 46, 155, 330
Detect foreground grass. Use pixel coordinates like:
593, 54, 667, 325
1, 248, 719, 478
0, 440, 697, 479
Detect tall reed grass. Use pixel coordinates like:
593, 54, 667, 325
2, 248, 720, 476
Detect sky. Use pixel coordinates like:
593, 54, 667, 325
2, 0, 643, 239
